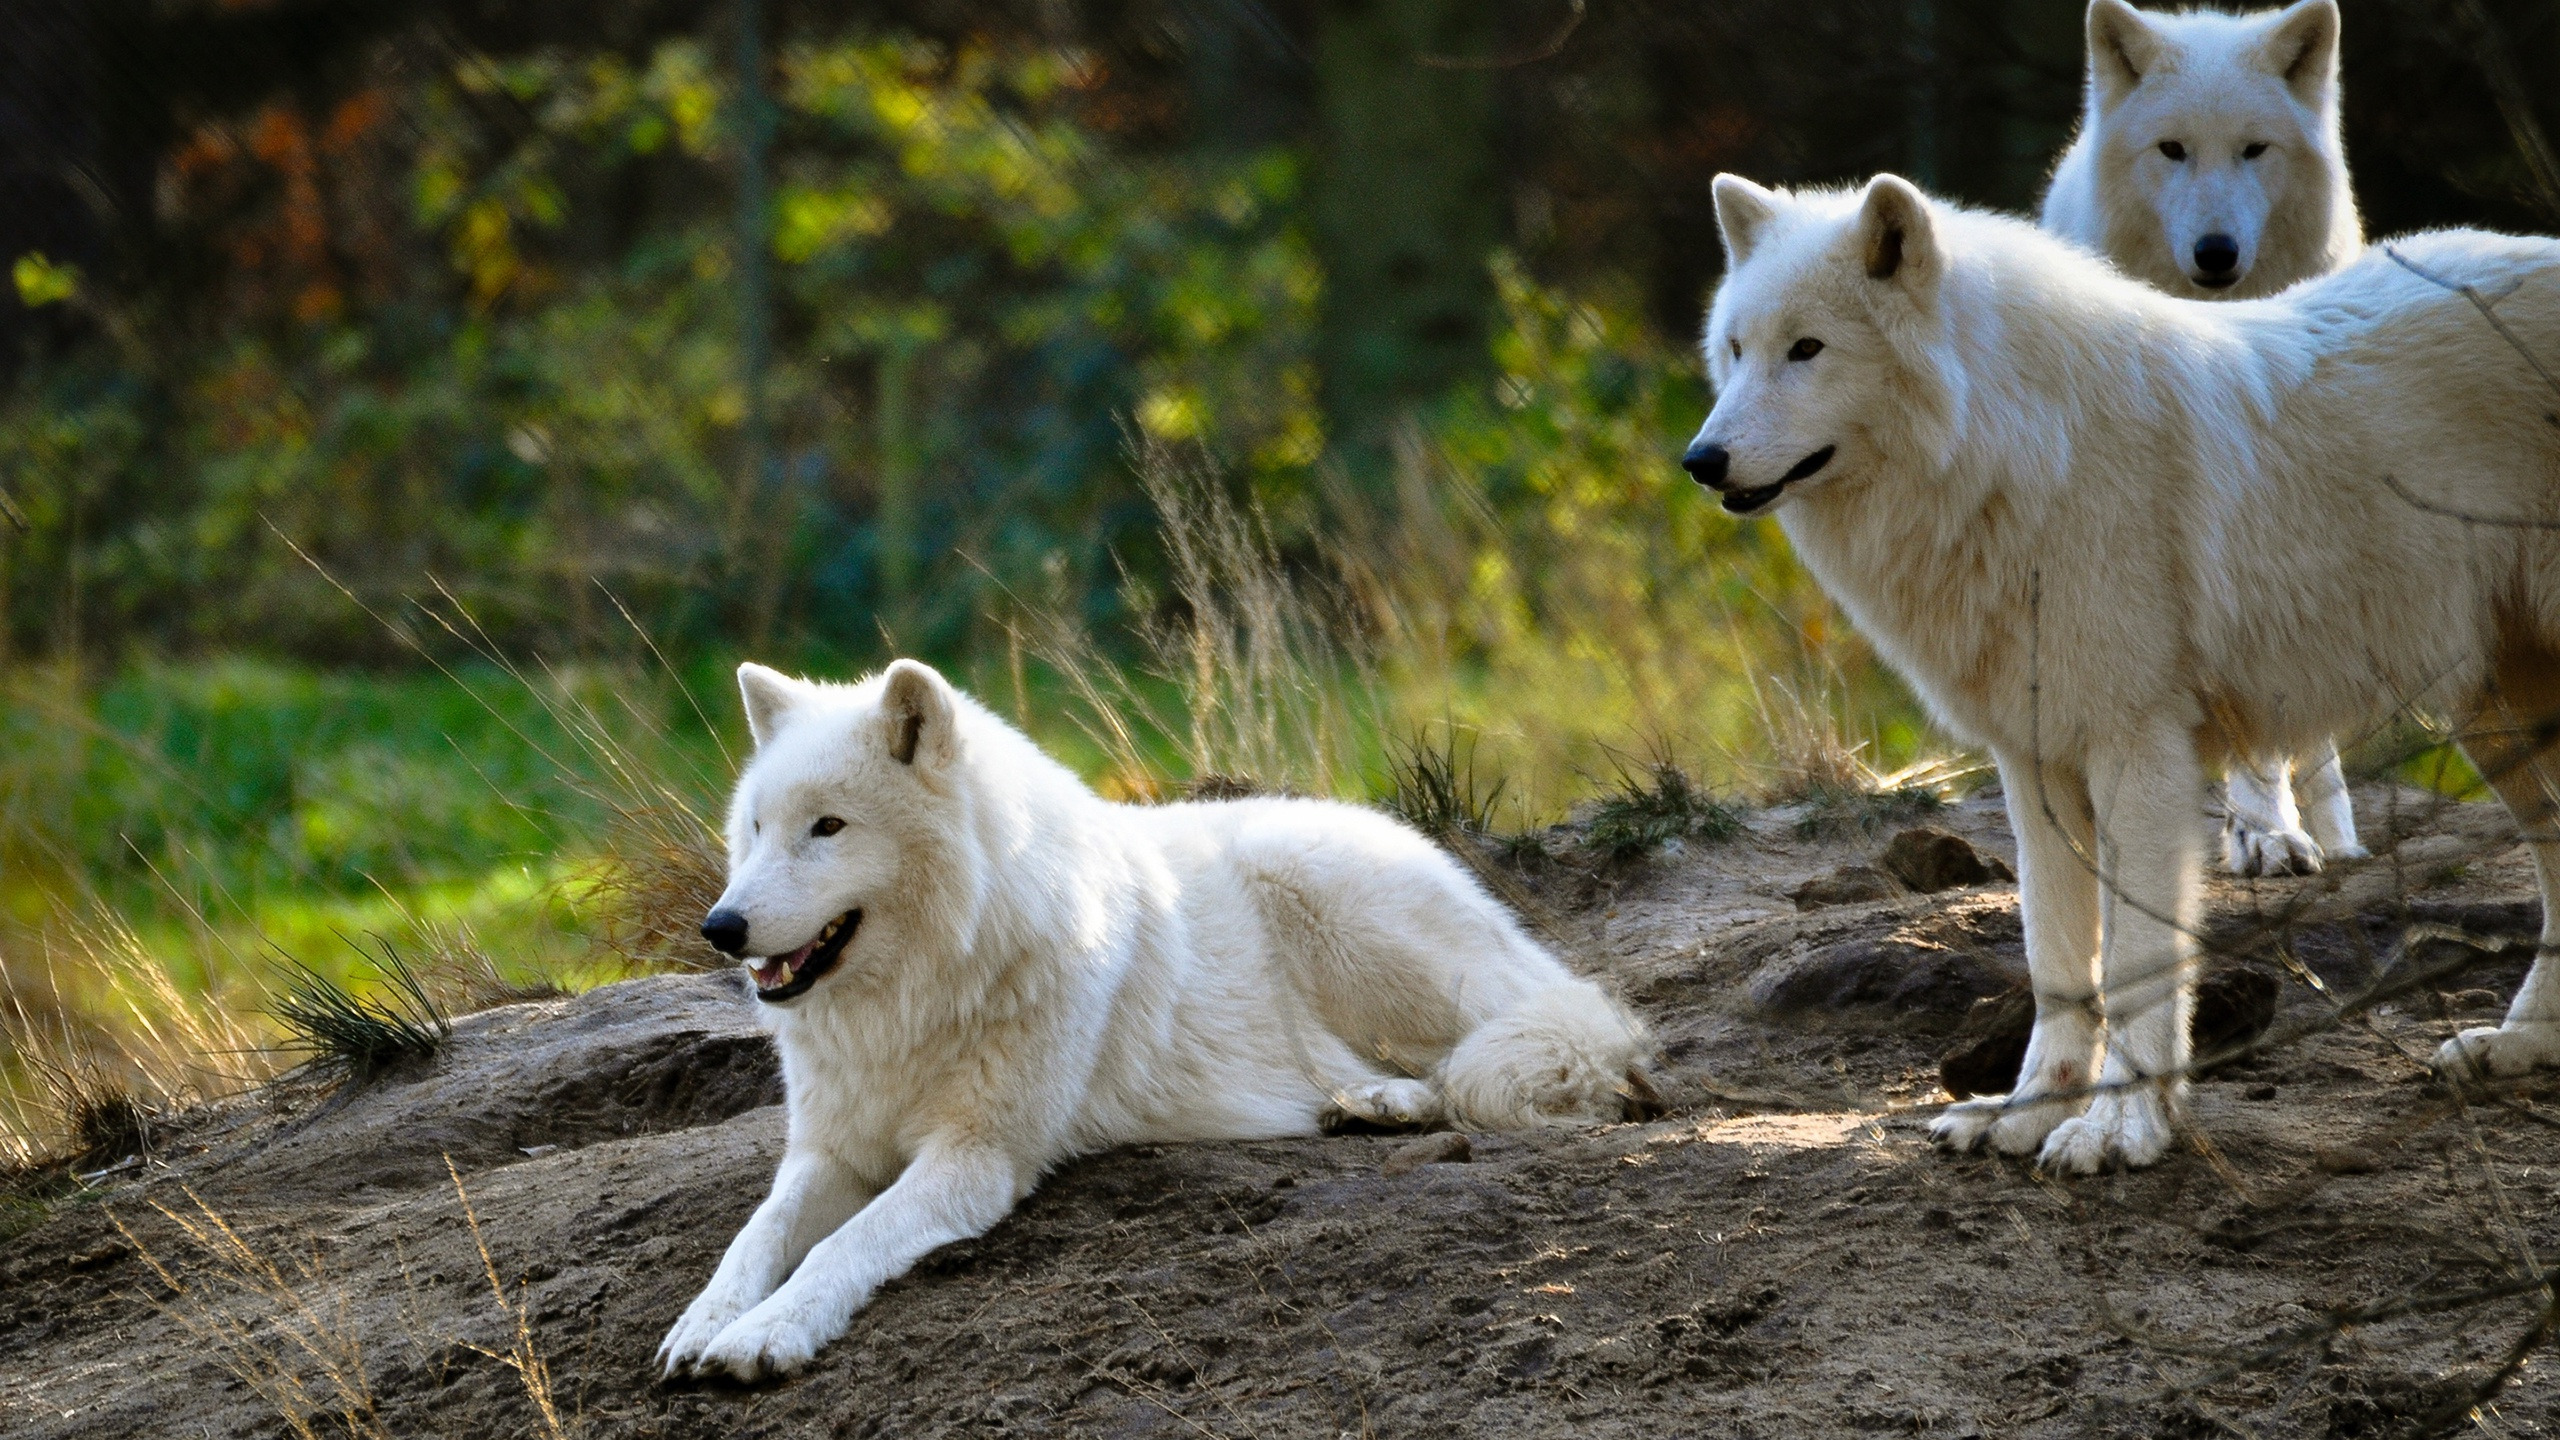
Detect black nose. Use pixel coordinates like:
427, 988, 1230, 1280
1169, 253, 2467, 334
701, 908, 749, 956
2193, 234, 2239, 276
1681, 440, 1729, 489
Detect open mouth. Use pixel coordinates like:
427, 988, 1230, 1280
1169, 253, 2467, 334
1721, 445, 1835, 515
748, 909, 860, 1004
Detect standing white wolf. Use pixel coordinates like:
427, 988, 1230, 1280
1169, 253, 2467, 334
2044, 0, 2368, 877
1681, 173, 2560, 1172
656, 659, 1646, 1380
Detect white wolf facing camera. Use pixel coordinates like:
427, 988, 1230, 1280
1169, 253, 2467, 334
656, 659, 1648, 1381
1682, 173, 2560, 1173
2044, 0, 2367, 878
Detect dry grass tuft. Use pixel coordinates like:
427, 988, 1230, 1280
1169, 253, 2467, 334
445, 1156, 577, 1439
394, 910, 568, 1014
1019, 440, 1384, 800
118, 1189, 394, 1440
113, 1167, 578, 1440
569, 795, 727, 974
1, 900, 273, 1170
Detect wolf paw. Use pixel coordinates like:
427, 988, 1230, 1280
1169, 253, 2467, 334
2435, 1023, 2560, 1080
1321, 1078, 1443, 1132
694, 1302, 825, 1383
1929, 1093, 2079, 1157
658, 1284, 758, 1379
2222, 819, 2323, 877
2036, 1089, 2175, 1174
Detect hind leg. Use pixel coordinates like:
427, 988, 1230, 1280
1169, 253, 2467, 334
2224, 753, 2324, 876
2435, 639, 2560, 1078
1236, 805, 1562, 1064
2295, 740, 2367, 862
1934, 748, 2103, 1157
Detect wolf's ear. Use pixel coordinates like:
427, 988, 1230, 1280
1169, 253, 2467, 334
1855, 174, 1941, 299
2255, 0, 2339, 107
879, 659, 958, 770
738, 663, 806, 749
1712, 175, 1781, 269
2087, 0, 2164, 108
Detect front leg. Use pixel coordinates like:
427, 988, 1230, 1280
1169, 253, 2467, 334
1933, 749, 2102, 1158
658, 1148, 873, 1378
2040, 719, 2202, 1174
691, 1136, 1023, 1382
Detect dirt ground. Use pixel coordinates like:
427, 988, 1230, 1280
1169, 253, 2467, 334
5, 781, 2558, 1439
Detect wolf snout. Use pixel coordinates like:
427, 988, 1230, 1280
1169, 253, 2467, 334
2192, 233, 2240, 286
1681, 439, 1730, 489
702, 908, 750, 956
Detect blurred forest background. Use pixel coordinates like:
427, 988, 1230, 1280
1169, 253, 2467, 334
2, 0, 2557, 1151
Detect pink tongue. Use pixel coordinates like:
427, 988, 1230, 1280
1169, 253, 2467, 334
751, 937, 821, 990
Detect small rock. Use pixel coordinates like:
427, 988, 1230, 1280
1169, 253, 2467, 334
2192, 969, 2280, 1066
1936, 989, 2034, 1100
1751, 938, 2019, 1030
1878, 827, 2015, 893
2246, 1084, 2279, 1101
1790, 864, 1905, 910
1382, 1131, 1473, 1176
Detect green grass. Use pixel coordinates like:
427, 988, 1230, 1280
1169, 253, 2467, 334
1377, 725, 1508, 839
0, 658, 729, 980
1583, 758, 1745, 861
1791, 780, 1947, 838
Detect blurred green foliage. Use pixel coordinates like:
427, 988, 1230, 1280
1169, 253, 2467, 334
0, 31, 1323, 665
0, 660, 704, 972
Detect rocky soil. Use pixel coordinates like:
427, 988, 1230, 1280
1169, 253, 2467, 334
4, 782, 2556, 1439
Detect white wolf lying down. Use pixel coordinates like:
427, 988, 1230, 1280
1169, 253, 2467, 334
657, 660, 1646, 1380
2043, 0, 2369, 877
1681, 172, 2560, 1173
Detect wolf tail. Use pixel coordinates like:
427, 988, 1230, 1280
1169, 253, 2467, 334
1438, 981, 1652, 1130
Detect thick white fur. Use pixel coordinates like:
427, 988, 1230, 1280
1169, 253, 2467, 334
657, 660, 1646, 1380
2044, 0, 2368, 877
1693, 174, 2560, 1173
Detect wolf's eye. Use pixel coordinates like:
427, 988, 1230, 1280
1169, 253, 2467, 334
810, 817, 845, 837
1786, 337, 1824, 362
2242, 142, 2268, 160
2158, 141, 2187, 161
